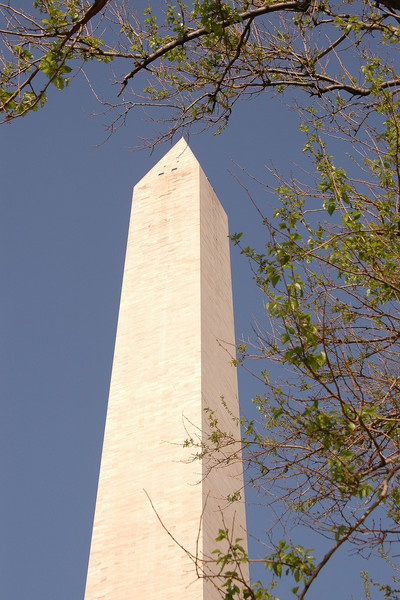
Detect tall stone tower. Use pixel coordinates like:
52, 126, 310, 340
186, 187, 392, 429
84, 138, 248, 600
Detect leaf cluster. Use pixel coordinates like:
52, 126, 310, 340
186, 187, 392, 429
2, 0, 400, 140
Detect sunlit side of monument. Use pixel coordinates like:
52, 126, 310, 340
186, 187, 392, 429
84, 138, 248, 599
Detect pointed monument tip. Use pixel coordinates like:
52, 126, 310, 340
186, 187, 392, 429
173, 136, 189, 150
164, 135, 196, 161
134, 135, 198, 189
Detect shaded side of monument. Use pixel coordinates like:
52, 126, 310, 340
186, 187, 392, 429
84, 138, 248, 600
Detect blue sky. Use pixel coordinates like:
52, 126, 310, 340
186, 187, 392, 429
0, 25, 387, 599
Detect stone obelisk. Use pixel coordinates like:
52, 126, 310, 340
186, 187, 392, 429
84, 138, 247, 600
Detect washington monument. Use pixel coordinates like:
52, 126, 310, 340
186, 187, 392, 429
84, 138, 248, 599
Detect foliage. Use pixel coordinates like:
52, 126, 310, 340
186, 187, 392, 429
1, 0, 400, 141
205, 86, 400, 599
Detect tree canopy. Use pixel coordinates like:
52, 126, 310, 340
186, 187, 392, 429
1, 0, 400, 140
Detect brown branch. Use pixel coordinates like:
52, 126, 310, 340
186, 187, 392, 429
117, 0, 315, 95
0, 0, 110, 115
298, 461, 400, 600
208, 16, 255, 111
68, 0, 109, 39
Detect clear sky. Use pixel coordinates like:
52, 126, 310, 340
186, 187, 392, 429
0, 22, 386, 600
